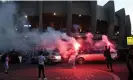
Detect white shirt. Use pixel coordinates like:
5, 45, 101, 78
5, 57, 9, 66
38, 55, 46, 65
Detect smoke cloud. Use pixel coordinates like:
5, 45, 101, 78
0, 2, 41, 52
0, 2, 116, 58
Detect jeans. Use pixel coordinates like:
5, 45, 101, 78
38, 64, 45, 78
106, 59, 113, 70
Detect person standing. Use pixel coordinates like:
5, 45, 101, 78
4, 54, 9, 74
104, 46, 114, 72
38, 51, 47, 80
18, 54, 22, 63
126, 48, 133, 80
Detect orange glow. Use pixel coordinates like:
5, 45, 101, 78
73, 41, 80, 51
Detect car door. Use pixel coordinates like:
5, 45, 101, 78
87, 50, 105, 61
94, 50, 105, 61
82, 50, 97, 61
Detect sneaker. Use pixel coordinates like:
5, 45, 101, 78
43, 78, 47, 80
38, 78, 41, 80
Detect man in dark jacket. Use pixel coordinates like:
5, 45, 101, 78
104, 46, 114, 72
127, 48, 133, 80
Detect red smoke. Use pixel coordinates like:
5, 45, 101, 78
37, 31, 116, 59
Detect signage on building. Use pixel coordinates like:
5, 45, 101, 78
127, 36, 133, 45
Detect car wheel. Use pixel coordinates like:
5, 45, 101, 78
78, 57, 85, 64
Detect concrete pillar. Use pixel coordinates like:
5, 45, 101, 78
116, 9, 126, 48
104, 1, 115, 39
66, 1, 72, 36
39, 1, 43, 31
90, 1, 97, 34
125, 15, 131, 36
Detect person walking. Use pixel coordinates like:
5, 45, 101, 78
104, 46, 114, 72
127, 48, 133, 80
38, 51, 47, 80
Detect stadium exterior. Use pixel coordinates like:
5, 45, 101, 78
1, 1, 132, 48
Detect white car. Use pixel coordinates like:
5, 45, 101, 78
43, 50, 62, 64
76, 50, 118, 64
31, 50, 62, 64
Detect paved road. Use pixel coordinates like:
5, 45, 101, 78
0, 62, 128, 80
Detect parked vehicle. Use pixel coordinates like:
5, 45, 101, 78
76, 49, 118, 64
45, 50, 62, 64
31, 50, 62, 65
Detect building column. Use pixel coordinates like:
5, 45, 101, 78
90, 1, 97, 34
105, 1, 115, 39
39, 1, 43, 31
116, 9, 126, 48
66, 1, 72, 36
125, 15, 131, 36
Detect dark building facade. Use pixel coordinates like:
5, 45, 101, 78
0, 1, 131, 48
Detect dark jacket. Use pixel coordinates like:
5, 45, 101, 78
104, 49, 112, 60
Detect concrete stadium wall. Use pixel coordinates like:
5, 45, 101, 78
96, 5, 107, 20
116, 8, 126, 48
104, 1, 115, 39
72, 2, 90, 15
16, 1, 91, 16
90, 1, 97, 34
125, 15, 131, 36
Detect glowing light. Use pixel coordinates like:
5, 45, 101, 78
25, 15, 27, 18
53, 12, 56, 16
25, 36, 27, 38
107, 42, 111, 46
24, 25, 28, 27
16, 28, 17, 30
73, 41, 80, 51
24, 25, 31, 27
1, 0, 6, 2
29, 25, 31, 27
79, 14, 81, 17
